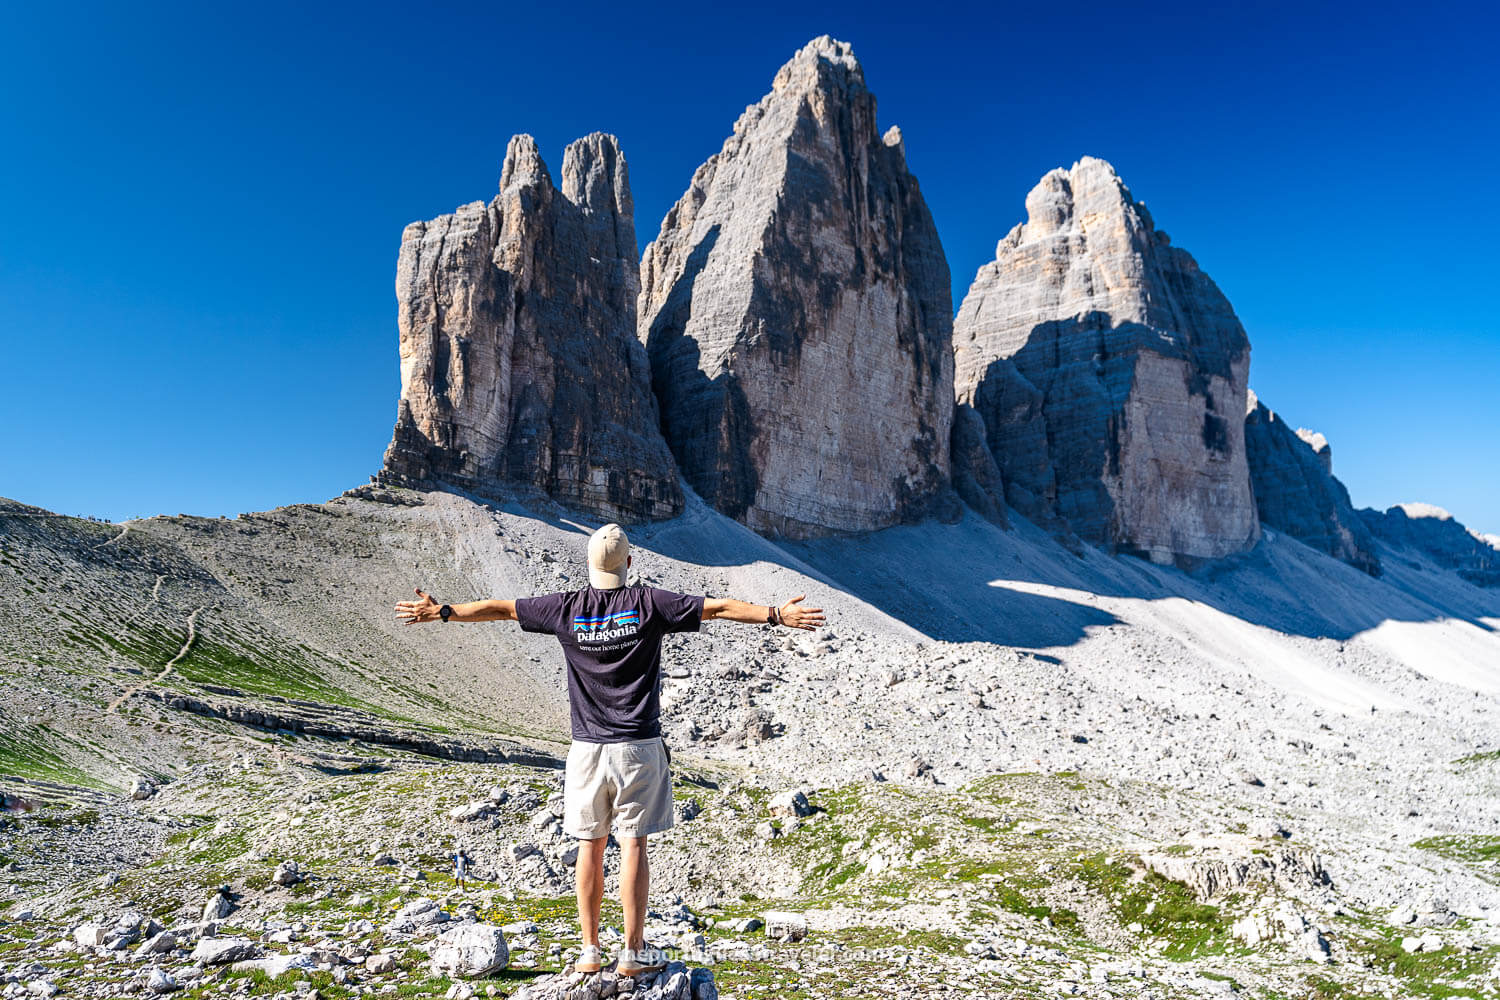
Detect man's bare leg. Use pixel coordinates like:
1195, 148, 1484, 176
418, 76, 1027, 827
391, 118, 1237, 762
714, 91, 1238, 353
620, 835, 650, 951
576, 837, 606, 949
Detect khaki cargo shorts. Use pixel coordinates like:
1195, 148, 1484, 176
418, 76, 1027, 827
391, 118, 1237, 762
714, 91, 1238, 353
564, 737, 674, 839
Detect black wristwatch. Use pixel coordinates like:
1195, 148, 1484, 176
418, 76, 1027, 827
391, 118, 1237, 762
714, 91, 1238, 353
439, 604, 453, 623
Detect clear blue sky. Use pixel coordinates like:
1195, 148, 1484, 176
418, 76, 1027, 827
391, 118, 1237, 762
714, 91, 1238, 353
2, 1, 1496, 534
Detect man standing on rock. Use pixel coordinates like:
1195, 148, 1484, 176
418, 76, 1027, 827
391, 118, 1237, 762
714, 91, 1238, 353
395, 523, 824, 975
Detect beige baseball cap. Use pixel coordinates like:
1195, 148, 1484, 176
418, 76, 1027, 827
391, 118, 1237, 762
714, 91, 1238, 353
587, 523, 630, 589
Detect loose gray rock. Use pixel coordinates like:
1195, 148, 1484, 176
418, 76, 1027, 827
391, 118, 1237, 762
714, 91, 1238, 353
146, 969, 178, 994
73, 923, 106, 948
767, 790, 810, 818
383, 897, 449, 935
429, 923, 509, 979
190, 937, 259, 965
233, 953, 315, 978
134, 931, 176, 957
762, 911, 807, 942
201, 891, 233, 922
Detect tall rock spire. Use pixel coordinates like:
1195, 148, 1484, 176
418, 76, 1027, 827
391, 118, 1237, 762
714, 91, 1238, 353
953, 157, 1259, 563
639, 36, 954, 539
380, 133, 682, 522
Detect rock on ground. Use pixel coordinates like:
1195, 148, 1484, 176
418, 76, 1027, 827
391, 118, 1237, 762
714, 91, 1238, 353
514, 962, 716, 1000
428, 922, 509, 978
189, 937, 259, 965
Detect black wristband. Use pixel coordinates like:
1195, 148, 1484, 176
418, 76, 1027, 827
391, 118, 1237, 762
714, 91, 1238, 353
768, 605, 780, 627
440, 604, 453, 623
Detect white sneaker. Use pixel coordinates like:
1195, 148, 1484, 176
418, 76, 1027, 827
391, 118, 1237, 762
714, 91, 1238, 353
575, 944, 603, 973
616, 945, 668, 976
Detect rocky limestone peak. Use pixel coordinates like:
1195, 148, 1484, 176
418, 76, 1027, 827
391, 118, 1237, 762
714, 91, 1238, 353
380, 133, 682, 522
952, 156, 1259, 563
639, 37, 954, 539
771, 35, 863, 93
1243, 393, 1379, 575
1361, 503, 1500, 587
498, 133, 550, 191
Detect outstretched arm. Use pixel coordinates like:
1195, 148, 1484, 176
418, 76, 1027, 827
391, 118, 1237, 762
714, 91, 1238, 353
394, 589, 517, 625
702, 594, 825, 631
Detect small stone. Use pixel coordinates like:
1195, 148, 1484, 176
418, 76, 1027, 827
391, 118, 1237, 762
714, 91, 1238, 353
763, 911, 807, 942
365, 953, 398, 974
767, 791, 811, 819
129, 777, 157, 800
191, 937, 259, 965
202, 891, 234, 922
135, 931, 177, 957
450, 802, 493, 823
382, 897, 448, 935
73, 923, 107, 948
146, 969, 178, 994
429, 924, 509, 979
1249, 818, 1290, 839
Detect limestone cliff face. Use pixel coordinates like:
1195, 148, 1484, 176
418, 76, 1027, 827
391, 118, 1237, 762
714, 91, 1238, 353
380, 134, 682, 522
1360, 504, 1500, 587
638, 36, 953, 539
1244, 392, 1380, 575
952, 157, 1259, 563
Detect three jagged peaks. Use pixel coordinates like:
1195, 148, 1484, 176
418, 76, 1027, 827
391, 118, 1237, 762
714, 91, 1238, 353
375, 36, 1484, 579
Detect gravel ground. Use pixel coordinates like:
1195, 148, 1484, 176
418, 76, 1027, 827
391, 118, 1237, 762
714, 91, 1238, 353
2, 486, 1498, 999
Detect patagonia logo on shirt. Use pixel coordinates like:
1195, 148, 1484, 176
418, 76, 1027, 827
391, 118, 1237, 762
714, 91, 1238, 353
571, 610, 641, 642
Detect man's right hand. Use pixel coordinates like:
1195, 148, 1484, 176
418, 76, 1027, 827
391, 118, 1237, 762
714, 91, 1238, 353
395, 588, 441, 625
779, 594, 825, 631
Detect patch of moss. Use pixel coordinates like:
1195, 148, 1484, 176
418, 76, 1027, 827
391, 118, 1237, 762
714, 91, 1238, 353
0, 728, 106, 789
1073, 853, 1239, 961
1346, 931, 1500, 999
174, 638, 355, 706
1412, 834, 1500, 865
1452, 749, 1500, 766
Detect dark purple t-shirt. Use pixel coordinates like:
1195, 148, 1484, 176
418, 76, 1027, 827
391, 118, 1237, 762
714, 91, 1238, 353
515, 584, 704, 742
